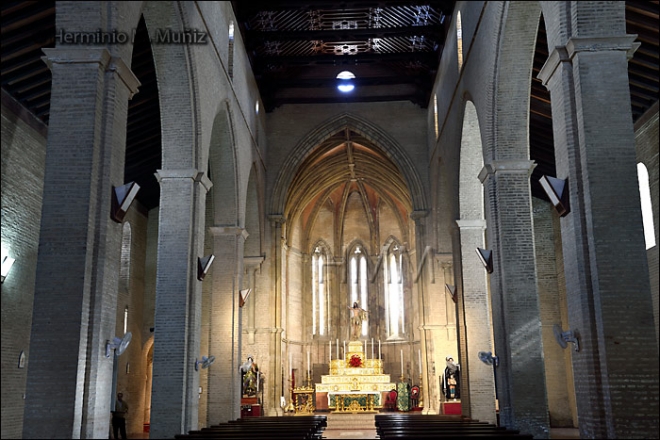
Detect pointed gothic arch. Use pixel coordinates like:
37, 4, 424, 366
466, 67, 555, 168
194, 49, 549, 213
271, 113, 428, 217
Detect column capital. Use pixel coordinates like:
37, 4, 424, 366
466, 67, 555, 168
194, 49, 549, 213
566, 35, 640, 60
410, 210, 429, 221
209, 226, 249, 240
42, 48, 140, 98
539, 35, 640, 86
244, 256, 265, 268
455, 219, 487, 230
478, 160, 536, 183
108, 56, 141, 99
268, 214, 286, 225
155, 169, 213, 192
42, 47, 112, 69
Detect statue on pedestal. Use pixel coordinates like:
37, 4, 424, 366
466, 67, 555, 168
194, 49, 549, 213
240, 355, 261, 397
348, 302, 368, 340
441, 355, 460, 400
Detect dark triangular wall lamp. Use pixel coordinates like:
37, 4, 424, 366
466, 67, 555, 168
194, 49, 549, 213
111, 182, 140, 223
445, 284, 457, 303
197, 255, 215, 281
539, 175, 570, 217
476, 248, 493, 273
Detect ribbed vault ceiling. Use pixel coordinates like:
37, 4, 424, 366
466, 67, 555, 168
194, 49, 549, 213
287, 129, 412, 242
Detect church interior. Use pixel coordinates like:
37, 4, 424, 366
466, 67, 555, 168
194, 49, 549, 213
1, 1, 658, 439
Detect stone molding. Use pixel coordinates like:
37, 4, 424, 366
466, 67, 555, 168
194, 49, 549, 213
455, 219, 487, 229
209, 226, 249, 241
155, 168, 213, 192
478, 160, 536, 183
268, 214, 286, 225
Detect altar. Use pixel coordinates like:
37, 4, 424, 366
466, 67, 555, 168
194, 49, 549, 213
315, 341, 396, 413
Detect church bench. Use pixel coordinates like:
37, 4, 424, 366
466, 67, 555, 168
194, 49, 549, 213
376, 423, 528, 439
229, 415, 327, 427
377, 428, 531, 439
379, 433, 534, 440
174, 418, 326, 440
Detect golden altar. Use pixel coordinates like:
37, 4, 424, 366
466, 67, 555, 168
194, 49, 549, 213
315, 341, 396, 413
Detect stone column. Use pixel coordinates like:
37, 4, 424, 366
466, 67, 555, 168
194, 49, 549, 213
479, 160, 549, 438
410, 211, 436, 414
268, 215, 286, 415
455, 219, 497, 425
207, 226, 248, 424
23, 48, 139, 439
150, 169, 212, 438
244, 258, 264, 345
539, 34, 658, 438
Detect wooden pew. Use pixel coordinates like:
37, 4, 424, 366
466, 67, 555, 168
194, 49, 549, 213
174, 415, 326, 440
374, 414, 533, 439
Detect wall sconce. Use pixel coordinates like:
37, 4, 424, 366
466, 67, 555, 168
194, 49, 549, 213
539, 175, 570, 216
105, 332, 132, 358
553, 324, 580, 352
197, 255, 215, 281
239, 288, 252, 308
1, 247, 16, 283
195, 355, 216, 371
111, 182, 140, 223
476, 248, 493, 273
445, 284, 457, 303
478, 351, 499, 367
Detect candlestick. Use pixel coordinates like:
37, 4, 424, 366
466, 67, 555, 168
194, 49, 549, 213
418, 349, 422, 374
336, 338, 339, 359
371, 338, 374, 360
329, 340, 332, 361
307, 351, 310, 374
378, 340, 381, 360
400, 349, 403, 376
289, 351, 292, 378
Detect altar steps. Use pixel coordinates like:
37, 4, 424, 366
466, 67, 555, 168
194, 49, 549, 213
321, 413, 378, 439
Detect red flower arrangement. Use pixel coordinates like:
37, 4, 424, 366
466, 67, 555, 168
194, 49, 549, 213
349, 354, 363, 367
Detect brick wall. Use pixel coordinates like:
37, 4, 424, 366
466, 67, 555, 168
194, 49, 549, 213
0, 91, 47, 440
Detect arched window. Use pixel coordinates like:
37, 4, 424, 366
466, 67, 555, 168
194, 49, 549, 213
349, 245, 369, 336
637, 163, 656, 249
228, 20, 235, 80
312, 245, 330, 335
456, 11, 463, 70
120, 222, 132, 293
383, 242, 404, 338
433, 94, 439, 140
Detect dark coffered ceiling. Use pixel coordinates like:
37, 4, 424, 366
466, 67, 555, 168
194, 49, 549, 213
1, 1, 658, 210
231, 1, 456, 111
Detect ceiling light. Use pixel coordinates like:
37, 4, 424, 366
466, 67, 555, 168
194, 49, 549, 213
336, 70, 355, 93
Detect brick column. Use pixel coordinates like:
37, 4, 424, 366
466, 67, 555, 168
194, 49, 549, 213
479, 160, 550, 438
455, 219, 497, 424
150, 169, 211, 438
23, 48, 139, 439
539, 35, 659, 438
206, 226, 248, 424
